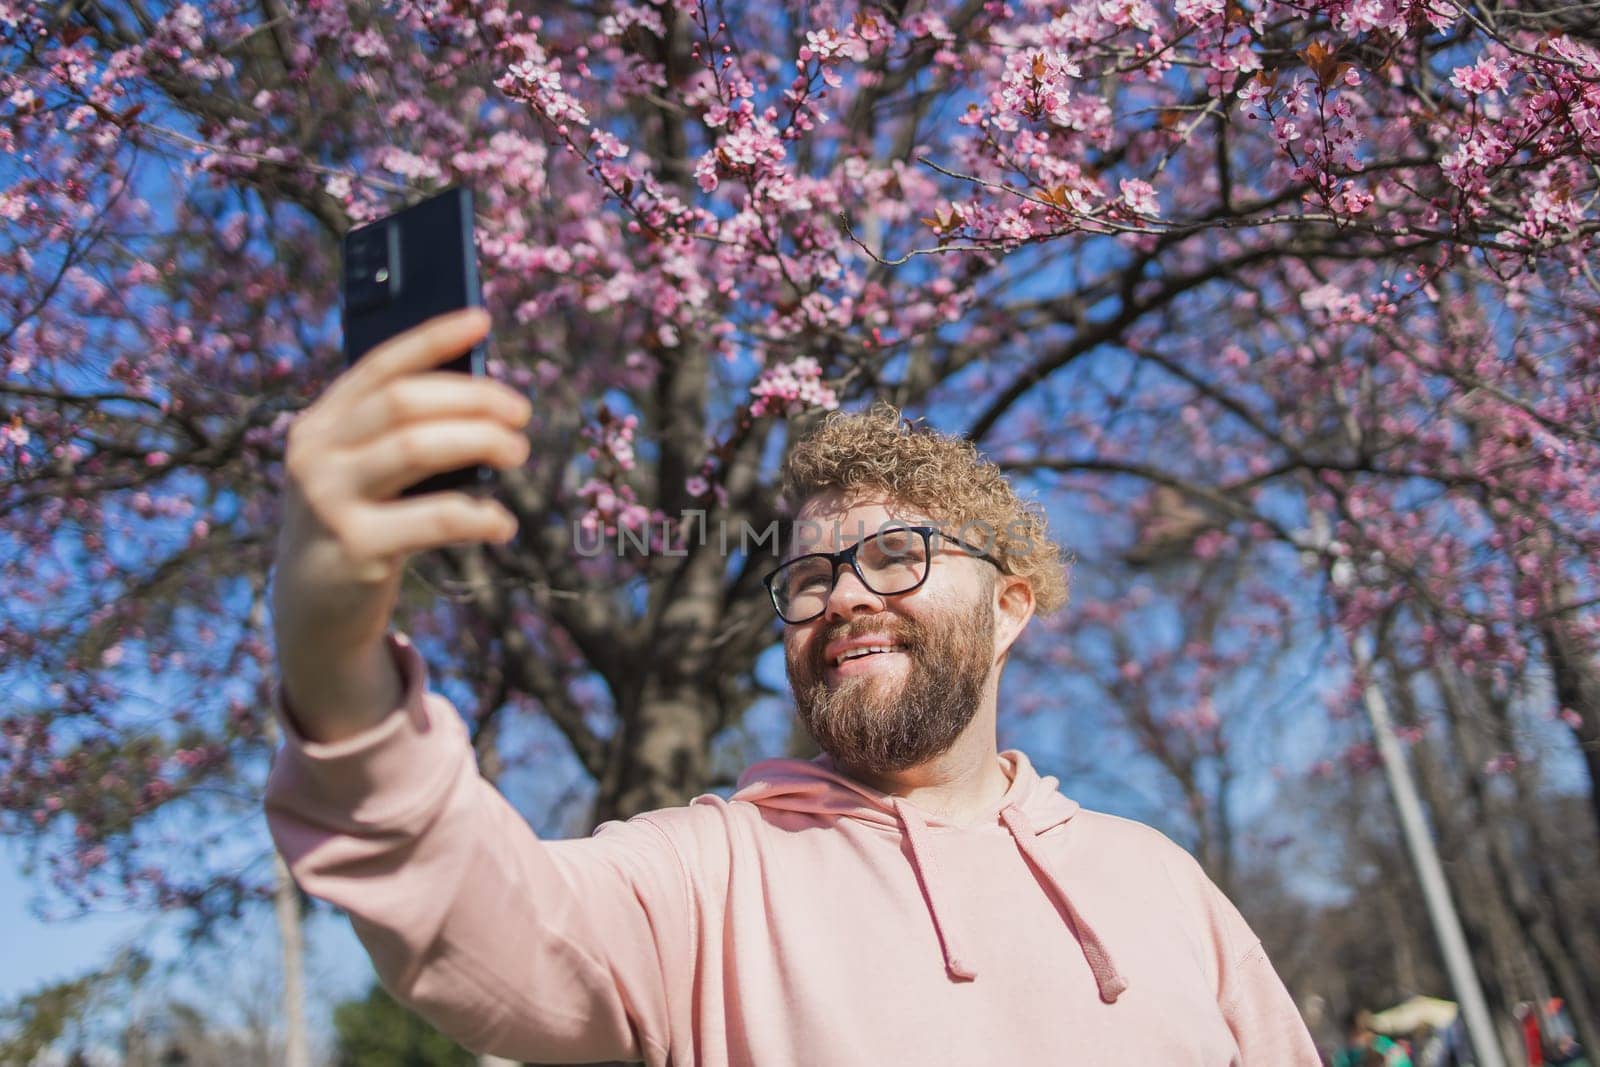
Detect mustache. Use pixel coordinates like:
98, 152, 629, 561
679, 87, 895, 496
810, 618, 922, 666
820, 622, 912, 646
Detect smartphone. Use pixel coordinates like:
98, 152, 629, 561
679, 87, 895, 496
341, 185, 491, 496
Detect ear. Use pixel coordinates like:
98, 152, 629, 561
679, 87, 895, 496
992, 574, 1035, 666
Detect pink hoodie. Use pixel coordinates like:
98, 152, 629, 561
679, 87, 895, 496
266, 635, 1320, 1066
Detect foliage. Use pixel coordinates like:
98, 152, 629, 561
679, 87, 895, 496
0, 949, 148, 1066
331, 983, 476, 1067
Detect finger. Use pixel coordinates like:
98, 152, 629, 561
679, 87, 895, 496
335, 307, 491, 398
346, 494, 519, 558
341, 419, 530, 501
335, 374, 532, 447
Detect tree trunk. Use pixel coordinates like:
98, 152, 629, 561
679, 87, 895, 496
1538, 602, 1600, 857
592, 517, 729, 822
1435, 665, 1600, 1059
1375, 879, 1423, 994
595, 681, 712, 823
1527, 798, 1600, 1035
1482, 699, 1600, 1057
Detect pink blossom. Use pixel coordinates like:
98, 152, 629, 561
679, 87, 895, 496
1331, 183, 1373, 215
498, 50, 591, 129
800, 28, 862, 64
1482, 753, 1518, 776
1174, 0, 1224, 23
350, 29, 389, 60
1450, 58, 1510, 95
1238, 76, 1273, 115
749, 356, 839, 417
1098, 0, 1157, 31
599, 4, 665, 38
1118, 178, 1159, 217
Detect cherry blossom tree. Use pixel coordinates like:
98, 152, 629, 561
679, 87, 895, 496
2, 0, 1597, 1047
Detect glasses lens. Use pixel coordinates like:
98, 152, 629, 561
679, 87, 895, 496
774, 556, 835, 622
858, 528, 928, 594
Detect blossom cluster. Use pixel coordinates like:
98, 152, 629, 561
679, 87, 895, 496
748, 356, 840, 418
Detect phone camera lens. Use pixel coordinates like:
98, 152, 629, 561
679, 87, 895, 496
374, 268, 390, 283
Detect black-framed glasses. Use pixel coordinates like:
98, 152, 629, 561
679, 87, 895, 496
763, 525, 1005, 624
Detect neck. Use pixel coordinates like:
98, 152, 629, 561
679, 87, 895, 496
843, 712, 1011, 827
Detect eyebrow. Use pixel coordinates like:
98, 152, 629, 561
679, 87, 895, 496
785, 520, 935, 557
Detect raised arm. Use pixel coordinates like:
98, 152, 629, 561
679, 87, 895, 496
265, 636, 697, 1064
270, 307, 528, 741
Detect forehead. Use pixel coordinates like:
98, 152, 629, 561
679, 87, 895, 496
788, 493, 935, 555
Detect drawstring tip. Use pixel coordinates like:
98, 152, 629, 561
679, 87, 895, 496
1098, 976, 1129, 1004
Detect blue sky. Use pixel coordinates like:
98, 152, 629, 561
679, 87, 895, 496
0, 845, 153, 1004
2, 839, 377, 1051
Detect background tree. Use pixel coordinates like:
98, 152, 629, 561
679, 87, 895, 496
0, 949, 149, 1066
2, 0, 1597, 1059
331, 983, 476, 1067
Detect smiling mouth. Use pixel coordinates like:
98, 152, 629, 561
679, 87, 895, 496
829, 645, 907, 670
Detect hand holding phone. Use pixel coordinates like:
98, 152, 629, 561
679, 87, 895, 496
272, 307, 533, 740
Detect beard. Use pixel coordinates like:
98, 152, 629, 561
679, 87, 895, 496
787, 592, 995, 776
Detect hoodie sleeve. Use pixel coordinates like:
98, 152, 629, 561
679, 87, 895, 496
1206, 882, 1322, 1066
263, 633, 692, 1066
1153, 840, 1319, 1065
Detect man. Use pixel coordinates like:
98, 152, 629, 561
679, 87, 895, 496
266, 310, 1320, 1065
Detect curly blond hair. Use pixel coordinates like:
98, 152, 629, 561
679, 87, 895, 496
779, 401, 1070, 616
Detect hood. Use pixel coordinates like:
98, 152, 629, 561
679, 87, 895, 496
731, 749, 1128, 1004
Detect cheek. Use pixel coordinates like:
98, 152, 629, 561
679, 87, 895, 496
905, 582, 978, 620
899, 583, 952, 614
783, 628, 815, 662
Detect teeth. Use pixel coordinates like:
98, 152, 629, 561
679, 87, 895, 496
835, 645, 901, 666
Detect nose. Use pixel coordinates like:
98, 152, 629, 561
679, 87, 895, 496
822, 563, 885, 623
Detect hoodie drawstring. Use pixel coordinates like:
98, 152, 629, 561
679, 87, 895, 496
1001, 805, 1129, 1004
890, 798, 1128, 1004
747, 752, 1124, 1003
891, 799, 979, 981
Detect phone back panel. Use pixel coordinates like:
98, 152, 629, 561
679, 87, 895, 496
341, 185, 483, 373
340, 186, 490, 495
